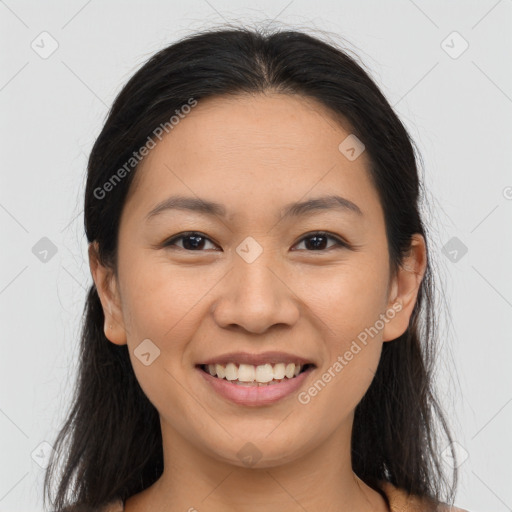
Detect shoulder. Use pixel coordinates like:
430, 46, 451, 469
378, 480, 470, 512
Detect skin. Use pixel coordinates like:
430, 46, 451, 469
89, 92, 427, 512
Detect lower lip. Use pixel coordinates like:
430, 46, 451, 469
197, 366, 315, 406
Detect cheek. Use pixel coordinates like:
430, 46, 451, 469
306, 255, 390, 341
299, 256, 389, 408
117, 255, 197, 386
120, 260, 208, 430
120, 252, 213, 341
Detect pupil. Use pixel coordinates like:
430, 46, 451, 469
306, 235, 327, 250
184, 235, 204, 250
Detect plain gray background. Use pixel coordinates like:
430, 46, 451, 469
1, 1, 511, 511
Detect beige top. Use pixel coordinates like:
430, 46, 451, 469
99, 481, 469, 512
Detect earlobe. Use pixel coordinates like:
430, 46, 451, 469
88, 242, 127, 345
382, 234, 427, 342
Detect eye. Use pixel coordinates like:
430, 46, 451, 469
163, 232, 218, 251
292, 231, 349, 251
163, 231, 349, 252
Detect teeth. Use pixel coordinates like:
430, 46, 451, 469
273, 363, 286, 380
216, 364, 226, 379
225, 362, 238, 381
204, 362, 306, 383
238, 364, 255, 382
255, 363, 274, 383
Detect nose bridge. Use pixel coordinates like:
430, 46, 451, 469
236, 246, 281, 301
211, 237, 299, 333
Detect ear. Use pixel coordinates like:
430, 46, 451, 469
382, 234, 427, 342
88, 241, 127, 345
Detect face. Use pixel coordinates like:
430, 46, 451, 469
90, 93, 425, 469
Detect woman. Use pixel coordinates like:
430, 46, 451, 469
44, 26, 469, 512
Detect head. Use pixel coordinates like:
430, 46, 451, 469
44, 25, 458, 511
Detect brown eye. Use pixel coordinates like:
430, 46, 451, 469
163, 231, 350, 252
292, 232, 349, 251
164, 232, 218, 251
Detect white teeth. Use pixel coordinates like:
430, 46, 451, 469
255, 364, 274, 383
238, 364, 255, 382
273, 363, 286, 380
216, 364, 226, 379
224, 362, 238, 381
285, 363, 295, 379
204, 362, 307, 383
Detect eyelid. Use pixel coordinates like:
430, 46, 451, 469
162, 230, 352, 251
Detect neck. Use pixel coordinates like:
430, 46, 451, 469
125, 415, 389, 512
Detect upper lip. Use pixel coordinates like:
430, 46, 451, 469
198, 351, 316, 367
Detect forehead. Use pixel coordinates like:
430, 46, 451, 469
123, 93, 380, 224
147, 92, 359, 163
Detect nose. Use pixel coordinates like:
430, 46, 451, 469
211, 252, 300, 334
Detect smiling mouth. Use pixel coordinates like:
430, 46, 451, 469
197, 362, 315, 387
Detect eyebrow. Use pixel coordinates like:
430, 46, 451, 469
145, 194, 363, 222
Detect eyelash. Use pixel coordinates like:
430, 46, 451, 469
162, 231, 351, 252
